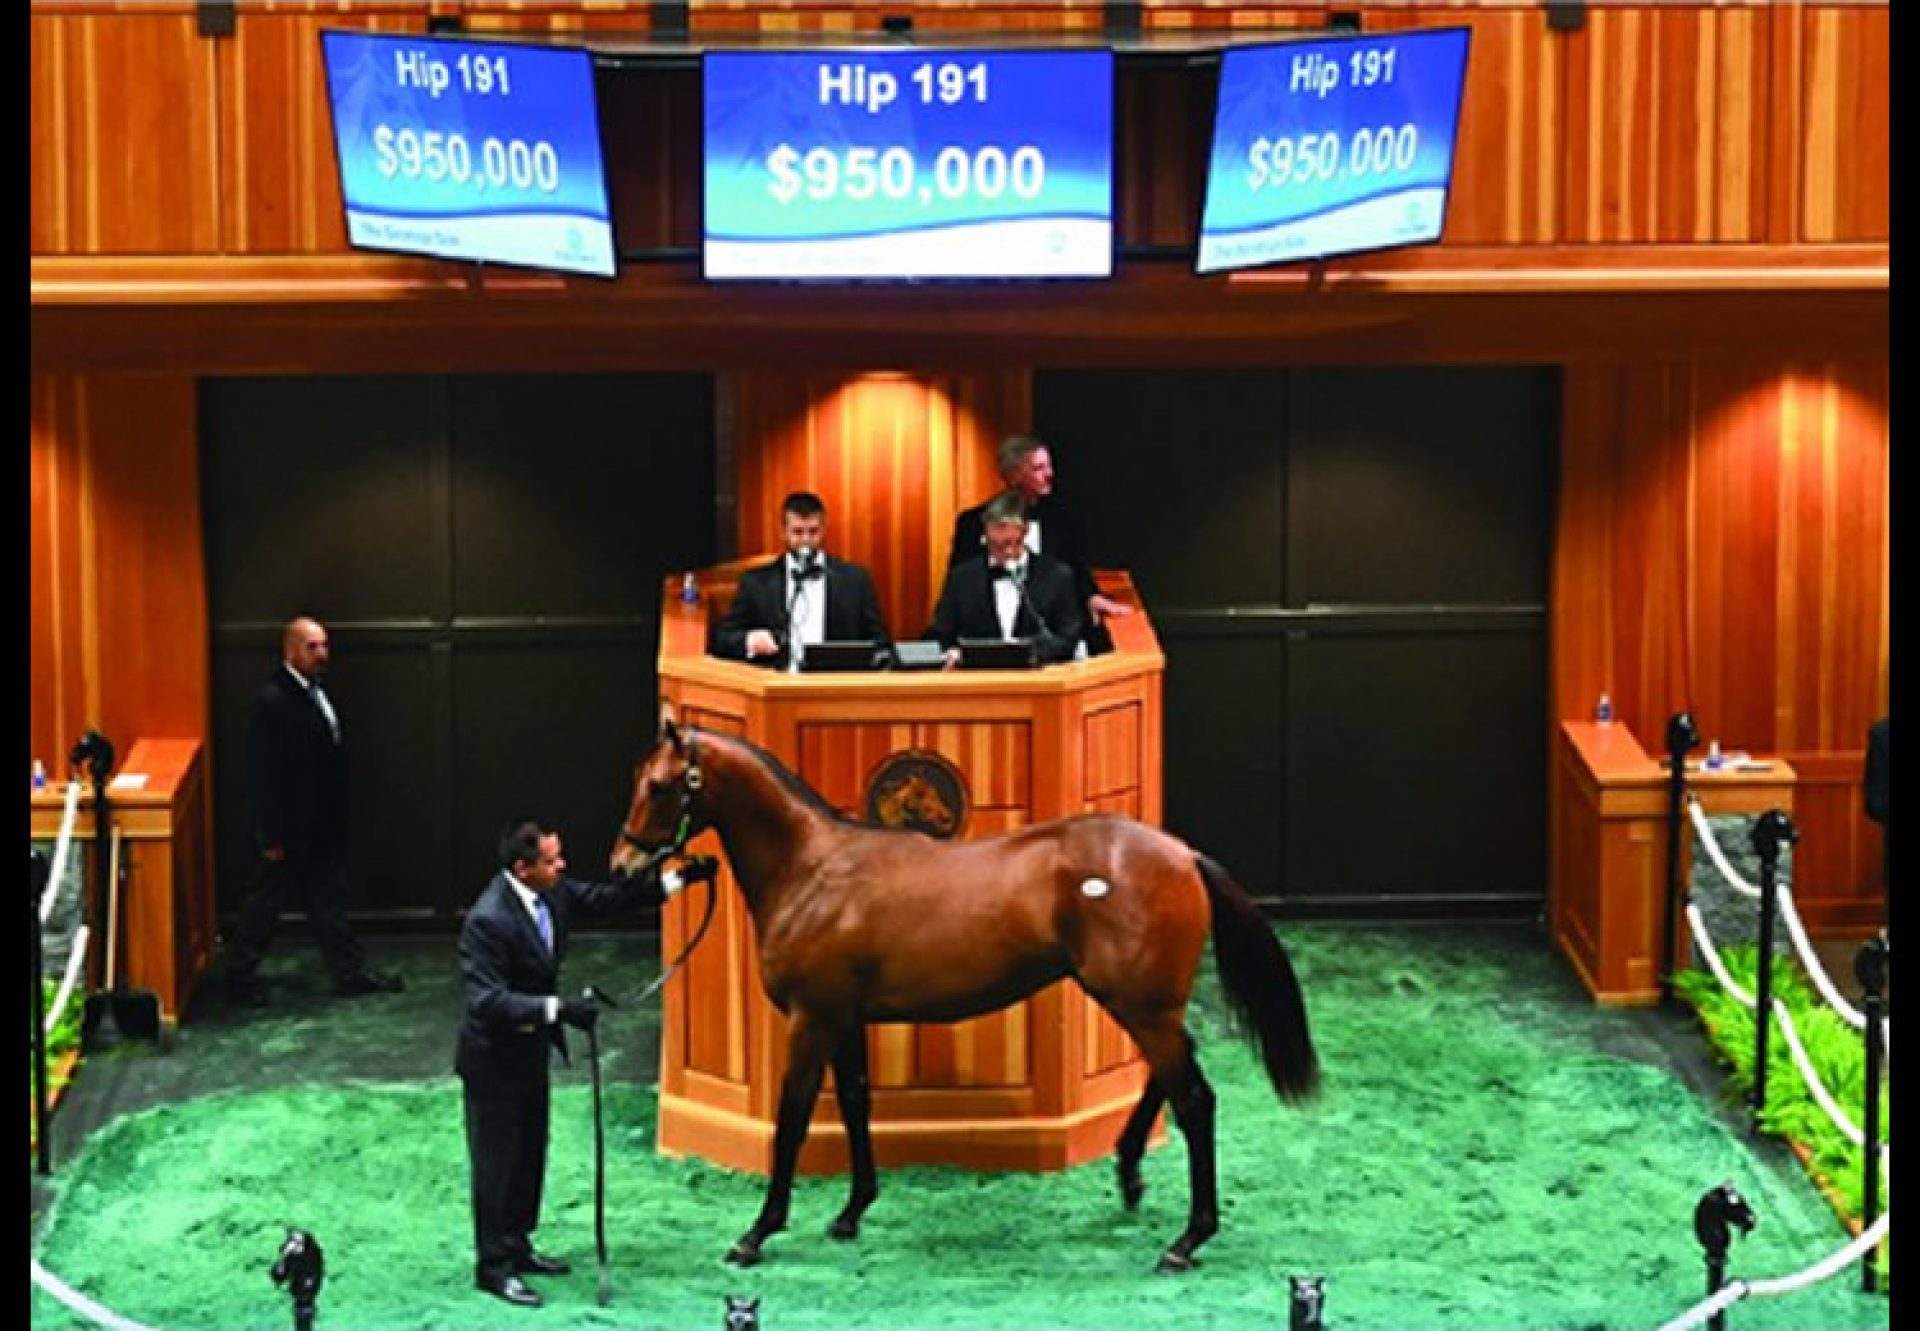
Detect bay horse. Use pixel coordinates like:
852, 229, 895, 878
612, 720, 1319, 1273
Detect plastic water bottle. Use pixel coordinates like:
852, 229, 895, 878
1594, 693, 1614, 726
1705, 739, 1724, 771
680, 571, 700, 605
31, 759, 47, 792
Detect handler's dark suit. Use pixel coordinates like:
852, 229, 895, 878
710, 554, 891, 667
455, 869, 663, 1286
230, 666, 365, 987
927, 552, 1086, 665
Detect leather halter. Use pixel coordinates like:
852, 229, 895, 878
621, 727, 704, 874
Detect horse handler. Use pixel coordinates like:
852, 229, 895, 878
455, 818, 716, 1309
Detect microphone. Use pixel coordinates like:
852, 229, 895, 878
1000, 562, 1053, 662
783, 547, 820, 670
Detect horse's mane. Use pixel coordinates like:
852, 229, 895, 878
697, 728, 861, 827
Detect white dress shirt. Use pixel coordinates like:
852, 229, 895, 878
787, 556, 827, 665
505, 871, 561, 1025
994, 557, 1029, 639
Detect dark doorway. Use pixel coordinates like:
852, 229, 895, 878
1038, 366, 1558, 915
202, 374, 716, 929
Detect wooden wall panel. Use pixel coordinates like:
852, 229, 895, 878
1441, 8, 1561, 245
725, 370, 1029, 637
27, 4, 1893, 264
29, 12, 225, 255
1794, 4, 1890, 243
28, 373, 209, 773
1554, 357, 1889, 931
219, 11, 406, 255
1566, 5, 1771, 244
29, 378, 93, 772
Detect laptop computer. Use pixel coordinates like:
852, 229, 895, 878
957, 638, 1037, 670
797, 640, 891, 673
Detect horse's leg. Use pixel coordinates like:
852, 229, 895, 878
826, 1025, 879, 1241
1113, 1076, 1168, 1211
1127, 1021, 1219, 1273
727, 1014, 837, 1266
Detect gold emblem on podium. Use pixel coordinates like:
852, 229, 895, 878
863, 750, 969, 839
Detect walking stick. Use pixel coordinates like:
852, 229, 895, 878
581, 983, 620, 1306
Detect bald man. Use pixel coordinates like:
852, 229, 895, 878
226, 616, 402, 1005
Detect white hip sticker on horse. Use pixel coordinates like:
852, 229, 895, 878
1081, 878, 1111, 899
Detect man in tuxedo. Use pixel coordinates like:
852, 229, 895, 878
457, 819, 716, 1308
929, 490, 1086, 667
945, 434, 1132, 631
711, 490, 891, 669
226, 616, 401, 1005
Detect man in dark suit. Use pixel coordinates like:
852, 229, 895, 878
226, 616, 400, 1005
457, 819, 716, 1308
1865, 715, 1889, 904
929, 490, 1086, 666
945, 434, 1133, 634
711, 490, 891, 669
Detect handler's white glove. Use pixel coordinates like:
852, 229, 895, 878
661, 855, 720, 897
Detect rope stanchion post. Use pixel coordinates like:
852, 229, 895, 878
270, 1229, 324, 1331
1854, 936, 1887, 1294
31, 848, 53, 1177
1692, 1182, 1756, 1331
1662, 712, 1701, 1002
1746, 810, 1796, 1133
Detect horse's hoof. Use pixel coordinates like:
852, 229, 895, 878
1154, 1248, 1196, 1275
827, 1216, 860, 1241
725, 1241, 763, 1267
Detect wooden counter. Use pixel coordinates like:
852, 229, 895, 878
1550, 721, 1796, 1005
30, 738, 215, 1024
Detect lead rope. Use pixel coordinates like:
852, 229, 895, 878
635, 872, 718, 1006
633, 736, 715, 1003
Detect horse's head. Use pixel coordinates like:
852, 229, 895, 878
896, 775, 957, 833
612, 716, 709, 879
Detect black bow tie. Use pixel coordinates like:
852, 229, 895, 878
789, 560, 824, 582
990, 565, 1023, 582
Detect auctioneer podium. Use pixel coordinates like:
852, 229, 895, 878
654, 561, 1165, 1175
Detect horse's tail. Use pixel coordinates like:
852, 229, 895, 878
1195, 852, 1320, 1104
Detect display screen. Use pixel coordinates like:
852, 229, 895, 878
320, 30, 616, 278
702, 49, 1114, 280
1197, 27, 1471, 274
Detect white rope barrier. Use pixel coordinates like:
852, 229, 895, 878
1685, 797, 1883, 1038
37, 781, 93, 1038
1772, 1001, 1871, 1152
1666, 804, 1893, 1330
40, 780, 83, 924
1687, 795, 1760, 899
1686, 900, 1756, 1007
44, 924, 93, 1039
29, 1258, 162, 1331
1652, 1209, 1892, 1331
1686, 899, 1887, 1172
